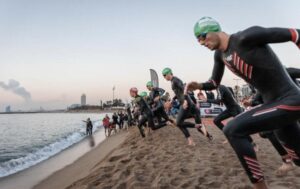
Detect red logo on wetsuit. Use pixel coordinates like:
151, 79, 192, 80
223, 52, 253, 80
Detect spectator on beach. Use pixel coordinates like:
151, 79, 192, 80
83, 118, 93, 136
108, 121, 117, 136
112, 112, 119, 130
123, 113, 129, 131
197, 91, 206, 108
118, 111, 124, 129
102, 114, 110, 136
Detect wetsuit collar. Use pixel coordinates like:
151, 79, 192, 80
223, 34, 232, 53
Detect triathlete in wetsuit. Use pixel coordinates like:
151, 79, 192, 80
207, 85, 243, 130
187, 17, 300, 188
202, 85, 257, 147
162, 68, 212, 146
130, 88, 166, 138
146, 81, 175, 125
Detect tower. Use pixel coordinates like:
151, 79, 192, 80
81, 94, 86, 106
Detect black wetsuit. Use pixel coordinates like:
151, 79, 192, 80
86, 120, 93, 136
252, 67, 300, 163
171, 76, 205, 138
207, 85, 243, 131
133, 95, 166, 137
149, 87, 174, 124
205, 91, 215, 100
112, 114, 119, 126
118, 113, 124, 129
126, 106, 133, 126
201, 27, 300, 183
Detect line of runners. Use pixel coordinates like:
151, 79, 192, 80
129, 17, 300, 189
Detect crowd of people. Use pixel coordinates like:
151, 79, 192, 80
127, 17, 300, 189
101, 111, 132, 137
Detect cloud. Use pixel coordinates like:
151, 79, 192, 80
0, 79, 31, 101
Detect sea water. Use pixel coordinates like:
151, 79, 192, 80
0, 113, 108, 178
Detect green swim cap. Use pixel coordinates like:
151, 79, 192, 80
162, 68, 172, 75
139, 91, 148, 97
146, 81, 153, 87
194, 17, 221, 38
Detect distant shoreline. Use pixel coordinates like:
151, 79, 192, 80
0, 110, 65, 114
0, 109, 124, 114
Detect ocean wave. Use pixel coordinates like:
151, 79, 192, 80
0, 120, 103, 178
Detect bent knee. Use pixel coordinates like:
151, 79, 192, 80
223, 121, 243, 138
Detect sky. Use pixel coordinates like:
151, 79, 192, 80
1, 0, 300, 111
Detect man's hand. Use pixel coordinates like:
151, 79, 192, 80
183, 100, 188, 110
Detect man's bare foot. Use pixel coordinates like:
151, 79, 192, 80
196, 124, 208, 137
167, 120, 176, 127
275, 162, 295, 176
222, 140, 228, 144
253, 180, 268, 189
187, 137, 196, 146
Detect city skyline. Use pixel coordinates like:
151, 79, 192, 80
1, 0, 300, 110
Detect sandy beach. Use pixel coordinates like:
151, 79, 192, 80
34, 118, 300, 189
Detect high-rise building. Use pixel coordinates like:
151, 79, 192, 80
81, 94, 86, 106
5, 106, 11, 113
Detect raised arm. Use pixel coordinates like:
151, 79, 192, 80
238, 26, 300, 48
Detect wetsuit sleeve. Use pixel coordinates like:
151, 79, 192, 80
207, 85, 225, 105
286, 67, 300, 79
174, 78, 185, 104
188, 92, 197, 104
201, 51, 225, 90
238, 26, 300, 48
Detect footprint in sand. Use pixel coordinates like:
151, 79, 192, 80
109, 154, 126, 162
180, 168, 191, 175
115, 182, 127, 189
181, 180, 193, 188
170, 177, 181, 186
99, 165, 115, 172
131, 145, 138, 149
135, 154, 145, 161
120, 158, 131, 164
